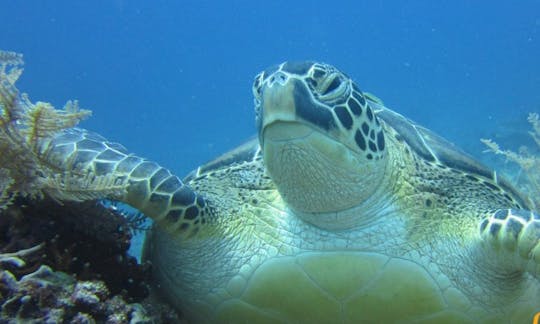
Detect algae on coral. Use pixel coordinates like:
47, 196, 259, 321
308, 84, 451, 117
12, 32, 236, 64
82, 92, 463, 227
482, 113, 540, 210
0, 50, 128, 208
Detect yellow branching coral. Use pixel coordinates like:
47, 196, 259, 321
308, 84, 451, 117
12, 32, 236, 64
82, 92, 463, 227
481, 113, 540, 210
0, 50, 128, 209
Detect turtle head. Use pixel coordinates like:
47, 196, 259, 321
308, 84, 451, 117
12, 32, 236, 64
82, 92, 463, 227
253, 62, 389, 228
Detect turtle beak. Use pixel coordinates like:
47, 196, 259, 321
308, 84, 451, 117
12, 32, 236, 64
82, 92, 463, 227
258, 68, 338, 147
258, 72, 306, 145
261, 72, 297, 126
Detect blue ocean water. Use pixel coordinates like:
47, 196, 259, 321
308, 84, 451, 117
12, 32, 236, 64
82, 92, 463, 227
2, 0, 539, 175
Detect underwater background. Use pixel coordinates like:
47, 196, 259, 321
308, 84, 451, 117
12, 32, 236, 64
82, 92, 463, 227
2, 1, 539, 176
1, 1, 540, 322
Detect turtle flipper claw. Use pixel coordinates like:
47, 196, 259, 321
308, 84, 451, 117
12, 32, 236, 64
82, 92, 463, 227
480, 209, 540, 277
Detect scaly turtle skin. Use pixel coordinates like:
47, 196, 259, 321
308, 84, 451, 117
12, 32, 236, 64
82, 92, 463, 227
45, 62, 540, 323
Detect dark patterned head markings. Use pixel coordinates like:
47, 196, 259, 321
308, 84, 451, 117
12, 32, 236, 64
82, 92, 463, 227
252, 61, 386, 160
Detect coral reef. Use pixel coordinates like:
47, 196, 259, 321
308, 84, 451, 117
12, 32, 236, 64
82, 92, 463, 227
0, 195, 183, 323
482, 113, 540, 210
0, 197, 150, 297
0, 50, 180, 322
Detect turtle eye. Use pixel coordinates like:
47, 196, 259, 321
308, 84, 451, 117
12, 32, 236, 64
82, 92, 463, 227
307, 64, 348, 100
312, 66, 327, 80
322, 76, 342, 96
319, 75, 347, 100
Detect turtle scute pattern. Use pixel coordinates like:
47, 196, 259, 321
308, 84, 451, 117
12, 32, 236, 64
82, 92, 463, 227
44, 128, 210, 238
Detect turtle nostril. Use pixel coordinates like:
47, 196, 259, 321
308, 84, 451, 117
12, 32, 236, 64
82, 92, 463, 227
268, 72, 288, 87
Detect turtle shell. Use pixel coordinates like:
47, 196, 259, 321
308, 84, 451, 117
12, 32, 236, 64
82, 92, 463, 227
369, 99, 531, 210
184, 137, 260, 182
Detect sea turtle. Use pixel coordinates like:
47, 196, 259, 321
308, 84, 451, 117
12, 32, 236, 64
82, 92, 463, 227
44, 62, 540, 323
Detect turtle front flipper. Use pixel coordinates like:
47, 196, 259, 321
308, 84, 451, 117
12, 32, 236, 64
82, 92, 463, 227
44, 128, 208, 238
480, 209, 540, 278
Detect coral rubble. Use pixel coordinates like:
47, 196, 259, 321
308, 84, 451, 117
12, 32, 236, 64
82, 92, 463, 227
1, 264, 149, 323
